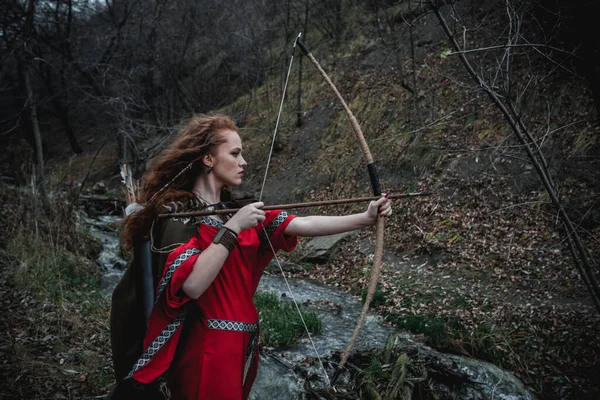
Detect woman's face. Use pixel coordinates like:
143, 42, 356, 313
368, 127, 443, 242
209, 129, 246, 187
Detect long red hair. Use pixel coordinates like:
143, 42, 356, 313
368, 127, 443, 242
122, 114, 238, 249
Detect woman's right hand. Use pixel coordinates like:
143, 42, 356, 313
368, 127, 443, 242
224, 202, 265, 233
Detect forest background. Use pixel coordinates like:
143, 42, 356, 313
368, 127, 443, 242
0, 0, 599, 399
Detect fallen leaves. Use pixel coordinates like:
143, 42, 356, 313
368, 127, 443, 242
280, 167, 600, 398
0, 270, 113, 399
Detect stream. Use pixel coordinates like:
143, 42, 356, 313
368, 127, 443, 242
83, 215, 128, 298
85, 214, 536, 400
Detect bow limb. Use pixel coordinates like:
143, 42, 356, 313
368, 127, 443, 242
297, 41, 385, 383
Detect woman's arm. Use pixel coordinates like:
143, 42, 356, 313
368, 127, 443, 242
182, 202, 266, 299
181, 243, 233, 299
284, 194, 392, 237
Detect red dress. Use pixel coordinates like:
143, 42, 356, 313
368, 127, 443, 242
131, 209, 297, 400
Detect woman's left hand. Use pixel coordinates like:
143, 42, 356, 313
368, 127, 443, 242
366, 193, 392, 223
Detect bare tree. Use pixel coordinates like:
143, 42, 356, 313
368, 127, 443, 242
428, 0, 600, 311
21, 0, 50, 210
1, 0, 351, 187
296, 0, 310, 127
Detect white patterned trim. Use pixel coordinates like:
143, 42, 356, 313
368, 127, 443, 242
126, 246, 200, 379
199, 218, 223, 228
126, 309, 187, 379
155, 248, 201, 302
265, 211, 288, 236
207, 319, 258, 332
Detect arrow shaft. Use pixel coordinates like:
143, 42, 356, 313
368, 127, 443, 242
157, 192, 431, 218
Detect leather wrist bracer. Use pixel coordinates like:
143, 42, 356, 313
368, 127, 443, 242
212, 226, 238, 253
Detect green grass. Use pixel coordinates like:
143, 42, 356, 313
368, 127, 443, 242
388, 311, 511, 367
361, 284, 387, 307
356, 333, 422, 399
386, 278, 511, 366
7, 231, 102, 304
254, 290, 322, 347
1, 182, 103, 309
0, 183, 113, 398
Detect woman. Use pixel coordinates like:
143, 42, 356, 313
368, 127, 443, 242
120, 114, 392, 399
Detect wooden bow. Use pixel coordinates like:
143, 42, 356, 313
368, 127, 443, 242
297, 40, 385, 384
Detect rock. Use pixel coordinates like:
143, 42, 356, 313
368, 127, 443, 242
92, 181, 106, 194
301, 232, 354, 264
79, 194, 125, 216
252, 275, 536, 400
250, 354, 303, 400
382, 333, 536, 400
265, 261, 306, 275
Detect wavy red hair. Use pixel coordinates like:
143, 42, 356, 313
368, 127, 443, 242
122, 114, 238, 249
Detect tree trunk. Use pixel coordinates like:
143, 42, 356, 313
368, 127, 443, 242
429, 0, 600, 312
57, 100, 82, 154
24, 69, 51, 212
43, 68, 82, 154
296, 0, 310, 127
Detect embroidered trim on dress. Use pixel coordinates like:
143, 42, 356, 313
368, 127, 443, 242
126, 246, 200, 379
126, 310, 187, 379
199, 218, 223, 228
265, 211, 288, 235
155, 248, 201, 302
259, 211, 290, 246
207, 319, 258, 332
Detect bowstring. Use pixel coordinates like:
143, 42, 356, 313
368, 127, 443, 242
258, 33, 332, 387
259, 33, 300, 201
261, 233, 332, 387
